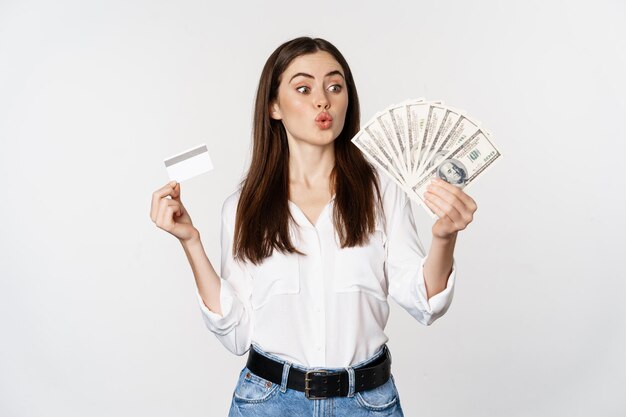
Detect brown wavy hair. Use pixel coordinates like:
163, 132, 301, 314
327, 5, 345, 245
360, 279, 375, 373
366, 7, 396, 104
233, 37, 383, 265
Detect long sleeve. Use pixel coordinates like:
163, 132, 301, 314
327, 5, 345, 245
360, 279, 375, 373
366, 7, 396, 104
196, 193, 254, 355
384, 180, 457, 326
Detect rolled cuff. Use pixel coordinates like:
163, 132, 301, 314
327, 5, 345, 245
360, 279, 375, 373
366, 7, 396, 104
196, 280, 243, 335
413, 257, 457, 323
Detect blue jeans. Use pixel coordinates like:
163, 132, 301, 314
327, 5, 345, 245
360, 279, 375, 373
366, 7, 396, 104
228, 342, 405, 416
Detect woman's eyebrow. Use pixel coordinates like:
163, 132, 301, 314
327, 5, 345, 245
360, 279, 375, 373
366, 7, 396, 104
289, 70, 345, 83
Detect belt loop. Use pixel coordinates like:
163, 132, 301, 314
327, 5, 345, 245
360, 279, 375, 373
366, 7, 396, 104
345, 366, 355, 398
280, 361, 291, 393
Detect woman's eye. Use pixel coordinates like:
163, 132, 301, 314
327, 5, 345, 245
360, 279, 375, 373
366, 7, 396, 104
328, 84, 342, 93
296, 86, 310, 94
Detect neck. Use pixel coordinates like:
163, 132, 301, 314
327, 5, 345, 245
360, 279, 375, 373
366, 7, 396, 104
288, 141, 335, 189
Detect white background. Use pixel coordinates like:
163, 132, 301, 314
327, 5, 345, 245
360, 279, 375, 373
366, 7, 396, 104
1, 0, 625, 416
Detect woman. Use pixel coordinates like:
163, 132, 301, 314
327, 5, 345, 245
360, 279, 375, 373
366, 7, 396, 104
150, 36, 477, 416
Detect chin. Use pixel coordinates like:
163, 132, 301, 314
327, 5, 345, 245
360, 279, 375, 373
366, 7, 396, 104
319, 131, 341, 145
305, 130, 339, 146
308, 138, 336, 148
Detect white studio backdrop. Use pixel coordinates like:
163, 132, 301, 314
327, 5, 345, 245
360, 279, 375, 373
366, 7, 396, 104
1, 0, 625, 416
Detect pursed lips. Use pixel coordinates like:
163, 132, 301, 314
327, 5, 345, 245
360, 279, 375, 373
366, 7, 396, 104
315, 111, 333, 123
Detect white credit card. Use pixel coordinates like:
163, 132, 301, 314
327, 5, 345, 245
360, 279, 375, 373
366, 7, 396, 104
163, 143, 213, 183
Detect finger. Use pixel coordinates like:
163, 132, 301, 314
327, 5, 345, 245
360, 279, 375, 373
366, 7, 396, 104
157, 199, 182, 229
423, 194, 454, 224
150, 181, 178, 222
431, 178, 477, 211
428, 180, 476, 222
171, 182, 181, 201
151, 181, 177, 221
423, 190, 466, 229
426, 183, 468, 220
161, 205, 180, 232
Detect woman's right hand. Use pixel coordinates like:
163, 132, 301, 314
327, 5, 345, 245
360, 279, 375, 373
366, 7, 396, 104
150, 181, 199, 243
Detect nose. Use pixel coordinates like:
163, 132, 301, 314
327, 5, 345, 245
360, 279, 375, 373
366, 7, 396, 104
315, 91, 330, 109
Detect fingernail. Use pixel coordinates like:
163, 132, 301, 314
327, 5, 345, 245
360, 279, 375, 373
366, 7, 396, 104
170, 181, 177, 187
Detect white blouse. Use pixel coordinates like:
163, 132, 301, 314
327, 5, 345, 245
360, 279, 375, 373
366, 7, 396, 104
196, 169, 457, 368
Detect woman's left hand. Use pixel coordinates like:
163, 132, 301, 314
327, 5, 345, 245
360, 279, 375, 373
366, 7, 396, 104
423, 177, 478, 240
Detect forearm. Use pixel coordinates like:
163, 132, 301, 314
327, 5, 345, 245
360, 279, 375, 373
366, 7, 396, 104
180, 232, 223, 316
423, 232, 457, 299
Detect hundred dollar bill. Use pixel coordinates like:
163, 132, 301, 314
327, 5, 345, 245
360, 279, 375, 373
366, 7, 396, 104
375, 110, 409, 176
351, 98, 500, 219
419, 113, 481, 177
416, 106, 464, 178
411, 129, 502, 218
351, 128, 409, 193
416, 103, 447, 175
385, 99, 423, 178
363, 116, 408, 181
406, 100, 441, 178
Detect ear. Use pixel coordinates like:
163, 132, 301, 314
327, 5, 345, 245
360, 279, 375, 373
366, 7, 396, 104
269, 100, 282, 120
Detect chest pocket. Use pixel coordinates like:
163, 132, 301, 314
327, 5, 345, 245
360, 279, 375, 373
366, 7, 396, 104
249, 249, 300, 310
332, 229, 387, 301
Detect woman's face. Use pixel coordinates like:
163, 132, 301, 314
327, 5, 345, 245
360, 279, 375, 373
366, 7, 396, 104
270, 51, 349, 148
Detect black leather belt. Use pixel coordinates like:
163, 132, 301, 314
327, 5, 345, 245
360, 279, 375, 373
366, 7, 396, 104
245, 345, 392, 399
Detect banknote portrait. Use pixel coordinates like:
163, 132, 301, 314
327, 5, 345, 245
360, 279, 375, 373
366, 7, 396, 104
437, 159, 467, 186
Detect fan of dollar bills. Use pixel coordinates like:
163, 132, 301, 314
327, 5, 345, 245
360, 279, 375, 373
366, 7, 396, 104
351, 98, 502, 218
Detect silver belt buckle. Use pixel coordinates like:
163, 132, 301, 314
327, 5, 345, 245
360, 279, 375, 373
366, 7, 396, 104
304, 370, 328, 399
